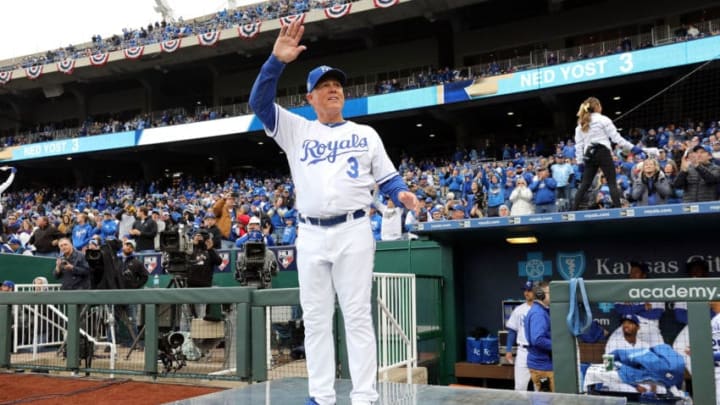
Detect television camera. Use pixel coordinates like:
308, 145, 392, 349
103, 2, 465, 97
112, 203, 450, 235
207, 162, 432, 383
159, 223, 195, 279
235, 231, 278, 289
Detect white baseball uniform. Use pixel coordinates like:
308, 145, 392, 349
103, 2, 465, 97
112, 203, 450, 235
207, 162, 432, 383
266, 104, 399, 405
506, 302, 533, 391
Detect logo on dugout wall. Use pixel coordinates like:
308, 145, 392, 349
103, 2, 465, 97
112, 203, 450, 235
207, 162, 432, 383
557, 251, 586, 280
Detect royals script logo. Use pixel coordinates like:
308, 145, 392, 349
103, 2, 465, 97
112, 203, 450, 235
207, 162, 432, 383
300, 134, 369, 165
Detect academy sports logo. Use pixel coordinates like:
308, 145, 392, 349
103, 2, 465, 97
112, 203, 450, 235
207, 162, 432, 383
123, 46, 145, 60
300, 134, 369, 165
56, 59, 76, 75
238, 22, 261, 39
557, 251, 586, 280
160, 38, 182, 53
198, 31, 222, 47
88, 52, 110, 66
373, 0, 399, 8
24, 65, 43, 80
279, 13, 306, 27
144, 256, 158, 274
324, 4, 352, 19
0, 71, 12, 84
278, 249, 294, 269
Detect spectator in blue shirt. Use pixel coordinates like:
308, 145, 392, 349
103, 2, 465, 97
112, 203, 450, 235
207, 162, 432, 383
280, 211, 297, 246
550, 156, 574, 202
236, 216, 274, 247
71, 213, 94, 251
485, 173, 505, 217
530, 166, 557, 213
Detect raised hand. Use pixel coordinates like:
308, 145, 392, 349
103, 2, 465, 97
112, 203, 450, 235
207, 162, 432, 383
273, 19, 307, 64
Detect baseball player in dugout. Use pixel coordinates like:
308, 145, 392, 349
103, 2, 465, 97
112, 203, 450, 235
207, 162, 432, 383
249, 19, 418, 405
505, 281, 536, 391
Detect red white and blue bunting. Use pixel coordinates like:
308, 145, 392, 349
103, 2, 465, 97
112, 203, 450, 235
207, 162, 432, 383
0, 71, 12, 85
160, 38, 182, 53
373, 0, 399, 8
238, 22, 262, 39
24, 65, 43, 80
123, 46, 145, 60
324, 4, 352, 19
279, 13, 306, 27
56, 59, 76, 75
88, 52, 110, 66
198, 31, 222, 47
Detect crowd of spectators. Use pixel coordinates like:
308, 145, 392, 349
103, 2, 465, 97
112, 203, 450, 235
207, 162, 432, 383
2, 9, 719, 148
1, 121, 719, 254
3, 0, 359, 72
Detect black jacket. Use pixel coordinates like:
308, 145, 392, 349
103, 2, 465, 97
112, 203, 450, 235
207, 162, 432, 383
131, 218, 158, 252
29, 225, 63, 254
119, 253, 148, 289
674, 163, 720, 202
187, 245, 221, 287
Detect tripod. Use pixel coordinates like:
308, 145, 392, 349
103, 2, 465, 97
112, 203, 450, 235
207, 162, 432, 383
125, 273, 188, 360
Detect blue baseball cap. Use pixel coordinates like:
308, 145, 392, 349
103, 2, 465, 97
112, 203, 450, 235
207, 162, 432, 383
2, 280, 15, 290
522, 280, 534, 291
621, 314, 640, 325
307, 65, 346, 93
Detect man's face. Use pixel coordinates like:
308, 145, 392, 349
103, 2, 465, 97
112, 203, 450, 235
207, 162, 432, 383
248, 223, 260, 232
696, 149, 712, 164
307, 78, 345, 115
1, 285, 11, 292
622, 320, 639, 338
122, 243, 134, 255
59, 239, 73, 255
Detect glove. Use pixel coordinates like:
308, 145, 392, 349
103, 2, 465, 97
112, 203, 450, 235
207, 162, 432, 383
10, 167, 16, 174
631, 146, 643, 155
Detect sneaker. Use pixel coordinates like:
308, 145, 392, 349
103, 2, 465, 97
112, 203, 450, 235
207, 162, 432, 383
304, 399, 320, 405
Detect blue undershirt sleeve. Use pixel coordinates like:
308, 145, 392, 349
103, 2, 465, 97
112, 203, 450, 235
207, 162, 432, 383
249, 54, 286, 133
506, 329, 517, 353
378, 175, 410, 207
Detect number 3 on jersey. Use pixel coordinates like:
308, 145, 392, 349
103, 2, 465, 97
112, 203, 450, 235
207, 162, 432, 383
347, 156, 359, 178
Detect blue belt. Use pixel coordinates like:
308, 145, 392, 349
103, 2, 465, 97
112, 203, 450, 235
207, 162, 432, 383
299, 209, 365, 227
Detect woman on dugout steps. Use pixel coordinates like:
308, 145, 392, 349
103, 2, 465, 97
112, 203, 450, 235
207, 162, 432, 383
572, 97, 643, 210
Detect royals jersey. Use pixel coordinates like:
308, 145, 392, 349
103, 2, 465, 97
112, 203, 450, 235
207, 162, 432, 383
267, 105, 399, 217
506, 302, 532, 346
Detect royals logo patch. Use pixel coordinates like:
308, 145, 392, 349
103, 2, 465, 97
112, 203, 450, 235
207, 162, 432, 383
557, 251, 586, 280
278, 249, 294, 269
144, 256, 158, 274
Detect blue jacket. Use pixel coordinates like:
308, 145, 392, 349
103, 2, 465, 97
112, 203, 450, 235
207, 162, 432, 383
486, 182, 505, 208
71, 223, 94, 250
530, 178, 557, 206
97, 219, 118, 241
613, 344, 685, 388
525, 301, 552, 371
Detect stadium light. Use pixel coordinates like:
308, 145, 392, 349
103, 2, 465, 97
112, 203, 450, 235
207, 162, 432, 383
429, 133, 436, 138
258, 141, 264, 145
613, 96, 621, 101
66, 157, 72, 161
516, 123, 523, 128
507, 112, 514, 116
615, 111, 621, 115
208, 157, 214, 161
416, 123, 423, 127
506, 236, 538, 244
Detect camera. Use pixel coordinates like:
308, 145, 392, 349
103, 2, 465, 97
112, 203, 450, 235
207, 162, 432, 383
235, 236, 278, 289
158, 331, 186, 373
159, 224, 193, 255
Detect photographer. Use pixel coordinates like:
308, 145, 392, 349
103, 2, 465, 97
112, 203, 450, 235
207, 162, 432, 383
116, 239, 147, 346
54, 237, 90, 290
186, 229, 221, 319
186, 229, 221, 288
234, 216, 275, 247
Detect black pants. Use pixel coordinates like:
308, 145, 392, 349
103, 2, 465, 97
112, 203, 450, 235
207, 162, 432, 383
572, 144, 622, 210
